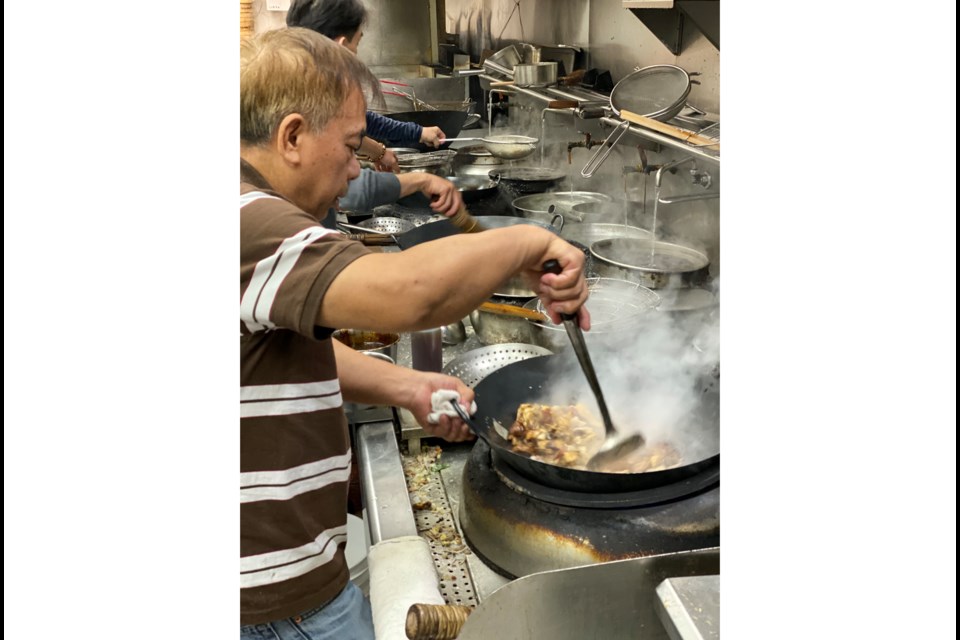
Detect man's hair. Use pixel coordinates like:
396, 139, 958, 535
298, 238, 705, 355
240, 27, 376, 145
286, 0, 367, 40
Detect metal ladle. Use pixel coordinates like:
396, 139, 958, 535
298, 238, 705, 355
542, 260, 645, 470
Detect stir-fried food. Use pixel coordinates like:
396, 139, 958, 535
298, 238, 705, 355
508, 402, 683, 473
508, 403, 598, 467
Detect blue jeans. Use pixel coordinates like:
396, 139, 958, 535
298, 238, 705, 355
240, 582, 374, 640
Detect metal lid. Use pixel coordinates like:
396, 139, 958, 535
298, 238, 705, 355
512, 191, 612, 215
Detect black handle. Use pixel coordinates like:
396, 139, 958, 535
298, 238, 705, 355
542, 260, 575, 322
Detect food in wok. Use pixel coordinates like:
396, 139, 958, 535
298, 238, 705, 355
507, 402, 682, 473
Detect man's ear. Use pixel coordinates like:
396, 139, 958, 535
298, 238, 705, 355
275, 113, 307, 166
334, 35, 348, 47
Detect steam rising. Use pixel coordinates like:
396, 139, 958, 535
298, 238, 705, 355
534, 284, 720, 462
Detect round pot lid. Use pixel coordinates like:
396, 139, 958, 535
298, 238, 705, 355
512, 191, 612, 214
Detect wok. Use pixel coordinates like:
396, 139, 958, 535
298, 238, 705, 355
341, 214, 558, 251
340, 218, 462, 249
445, 175, 499, 203
464, 355, 719, 493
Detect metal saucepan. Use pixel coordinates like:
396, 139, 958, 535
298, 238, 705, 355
454, 135, 539, 160
463, 355, 719, 493
489, 62, 558, 88
482, 45, 522, 77
590, 237, 710, 289
445, 175, 499, 202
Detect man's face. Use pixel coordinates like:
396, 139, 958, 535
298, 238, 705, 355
297, 87, 366, 215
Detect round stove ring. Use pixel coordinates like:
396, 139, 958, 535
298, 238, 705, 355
490, 447, 719, 509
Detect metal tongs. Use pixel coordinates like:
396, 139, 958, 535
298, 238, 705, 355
542, 260, 645, 470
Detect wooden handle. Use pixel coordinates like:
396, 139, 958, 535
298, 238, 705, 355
478, 301, 548, 322
344, 233, 396, 246
448, 206, 485, 234
560, 69, 586, 85
406, 603, 473, 640
619, 109, 720, 150
547, 100, 578, 109
489, 80, 515, 87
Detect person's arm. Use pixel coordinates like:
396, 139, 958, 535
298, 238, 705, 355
320, 225, 590, 332
418, 126, 446, 149
358, 136, 398, 173
395, 173, 464, 217
340, 168, 401, 212
332, 340, 474, 441
365, 112, 423, 147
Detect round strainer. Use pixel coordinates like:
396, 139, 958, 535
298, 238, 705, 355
441, 343, 552, 388
525, 278, 660, 329
610, 64, 692, 121
356, 217, 416, 234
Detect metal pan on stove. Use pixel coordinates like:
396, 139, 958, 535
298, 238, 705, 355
461, 355, 719, 493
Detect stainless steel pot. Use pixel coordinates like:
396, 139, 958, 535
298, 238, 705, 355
512, 191, 612, 223
332, 329, 400, 362
469, 301, 538, 346
512, 62, 558, 88
590, 238, 710, 289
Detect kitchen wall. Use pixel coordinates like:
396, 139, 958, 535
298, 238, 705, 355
247, 0, 720, 273
249, 0, 433, 75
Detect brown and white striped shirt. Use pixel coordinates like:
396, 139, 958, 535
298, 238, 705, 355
240, 161, 371, 624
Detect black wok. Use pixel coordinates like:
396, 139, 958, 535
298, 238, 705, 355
343, 218, 462, 249
464, 355, 719, 493
386, 111, 469, 152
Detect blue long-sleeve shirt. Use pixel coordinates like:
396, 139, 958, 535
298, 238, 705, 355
323, 169, 402, 229
365, 112, 422, 147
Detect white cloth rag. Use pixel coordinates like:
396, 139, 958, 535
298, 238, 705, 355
427, 389, 477, 424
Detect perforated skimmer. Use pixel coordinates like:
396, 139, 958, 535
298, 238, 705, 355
441, 343, 552, 388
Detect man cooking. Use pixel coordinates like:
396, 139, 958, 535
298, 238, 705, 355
240, 27, 590, 640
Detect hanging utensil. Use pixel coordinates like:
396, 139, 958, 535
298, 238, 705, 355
581, 64, 697, 178
542, 260, 646, 470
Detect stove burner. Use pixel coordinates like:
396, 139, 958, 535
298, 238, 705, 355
459, 440, 720, 578
490, 448, 719, 509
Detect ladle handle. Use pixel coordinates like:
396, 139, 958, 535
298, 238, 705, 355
541, 260, 618, 438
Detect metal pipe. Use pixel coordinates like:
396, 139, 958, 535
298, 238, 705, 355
658, 192, 720, 205
540, 107, 575, 165
654, 156, 697, 189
